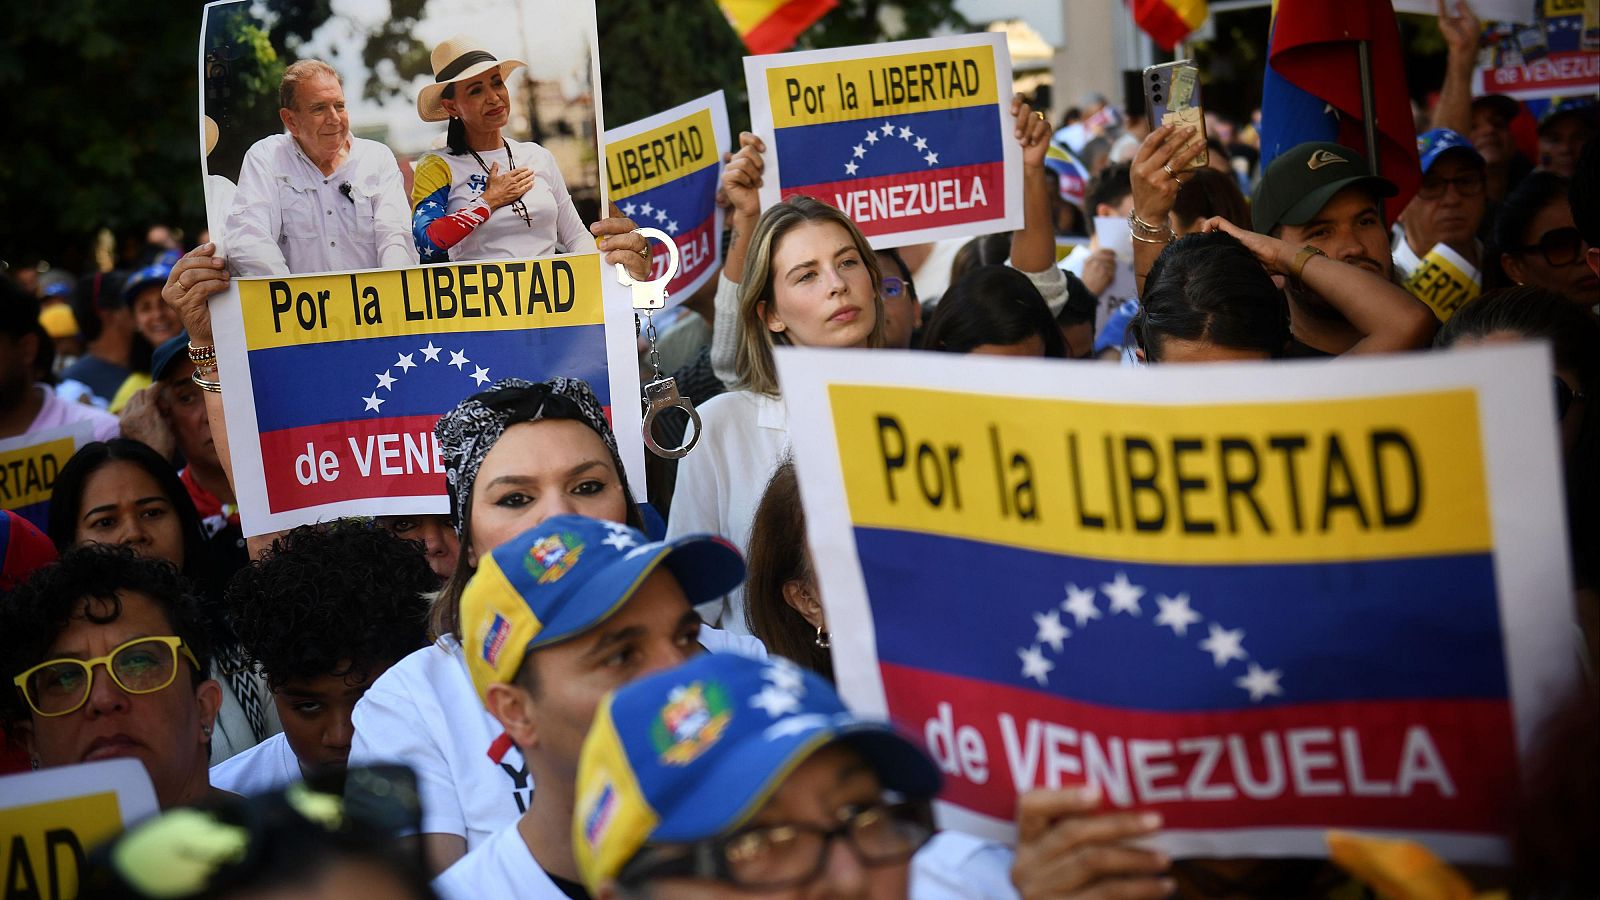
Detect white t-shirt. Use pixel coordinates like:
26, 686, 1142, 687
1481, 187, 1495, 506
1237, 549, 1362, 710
349, 637, 532, 847
912, 830, 1018, 899
348, 628, 766, 848
431, 821, 573, 900
411, 141, 597, 263
666, 390, 791, 636
211, 731, 300, 795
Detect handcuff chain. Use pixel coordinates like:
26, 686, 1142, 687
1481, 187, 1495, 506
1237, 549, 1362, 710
644, 308, 663, 381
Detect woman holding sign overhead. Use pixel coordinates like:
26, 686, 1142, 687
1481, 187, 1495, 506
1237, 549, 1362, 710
411, 36, 599, 264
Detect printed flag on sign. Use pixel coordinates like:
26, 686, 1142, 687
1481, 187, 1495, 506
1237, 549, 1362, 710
718, 0, 837, 55
212, 255, 644, 536
746, 34, 1023, 249
777, 345, 1577, 863
604, 92, 731, 306
0, 422, 94, 532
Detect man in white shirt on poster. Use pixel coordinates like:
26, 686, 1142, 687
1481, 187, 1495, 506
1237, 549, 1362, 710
224, 59, 414, 276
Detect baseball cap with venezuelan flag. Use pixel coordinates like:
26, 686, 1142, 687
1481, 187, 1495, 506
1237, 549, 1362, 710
573, 653, 942, 892
459, 515, 745, 707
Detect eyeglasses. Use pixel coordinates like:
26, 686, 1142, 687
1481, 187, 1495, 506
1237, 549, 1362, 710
13, 636, 200, 717
617, 800, 933, 890
1416, 173, 1485, 200
1512, 226, 1585, 267
1556, 375, 1587, 420
881, 276, 906, 300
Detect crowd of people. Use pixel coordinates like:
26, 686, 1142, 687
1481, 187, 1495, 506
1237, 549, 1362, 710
2, 11, 1597, 900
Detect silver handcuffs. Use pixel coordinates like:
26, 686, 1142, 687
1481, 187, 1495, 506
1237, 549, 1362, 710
616, 227, 700, 459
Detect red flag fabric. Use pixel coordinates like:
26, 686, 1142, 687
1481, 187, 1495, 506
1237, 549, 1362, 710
719, 0, 838, 55
1268, 0, 1420, 220
1131, 0, 1209, 51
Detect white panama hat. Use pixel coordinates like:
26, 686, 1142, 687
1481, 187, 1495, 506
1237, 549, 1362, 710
417, 35, 527, 124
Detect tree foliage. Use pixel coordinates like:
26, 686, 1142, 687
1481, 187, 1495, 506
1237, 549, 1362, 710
0, 0, 968, 268
596, 0, 967, 150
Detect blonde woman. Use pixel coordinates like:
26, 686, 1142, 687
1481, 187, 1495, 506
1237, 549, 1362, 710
665, 191, 885, 635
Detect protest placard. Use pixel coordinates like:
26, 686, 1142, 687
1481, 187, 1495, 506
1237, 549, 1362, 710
777, 345, 1577, 863
0, 760, 157, 900
199, 0, 646, 535
0, 422, 96, 532
1471, 2, 1598, 101
1404, 243, 1481, 322
604, 92, 729, 307
745, 33, 1023, 248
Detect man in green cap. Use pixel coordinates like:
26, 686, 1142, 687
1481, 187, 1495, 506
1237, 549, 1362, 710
1251, 142, 1436, 357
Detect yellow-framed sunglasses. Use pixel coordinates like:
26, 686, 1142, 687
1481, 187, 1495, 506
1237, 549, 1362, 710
12, 635, 201, 717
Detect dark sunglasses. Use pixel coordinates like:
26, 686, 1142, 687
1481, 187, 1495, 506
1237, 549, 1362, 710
1556, 376, 1587, 421
1512, 227, 1584, 267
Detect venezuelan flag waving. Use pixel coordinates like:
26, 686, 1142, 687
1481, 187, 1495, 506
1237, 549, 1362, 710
719, 0, 837, 55
1131, 0, 1208, 51
1260, 0, 1420, 219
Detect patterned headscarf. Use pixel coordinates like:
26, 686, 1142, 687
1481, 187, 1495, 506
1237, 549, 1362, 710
434, 377, 622, 537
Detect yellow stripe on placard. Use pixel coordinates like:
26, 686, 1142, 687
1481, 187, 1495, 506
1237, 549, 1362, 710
0, 435, 77, 510
2, 792, 124, 899
829, 384, 1492, 564
1404, 248, 1480, 323
239, 254, 604, 350
767, 45, 998, 128
606, 108, 718, 200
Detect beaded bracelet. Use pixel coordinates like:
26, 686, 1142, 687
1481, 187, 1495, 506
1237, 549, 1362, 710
187, 343, 217, 363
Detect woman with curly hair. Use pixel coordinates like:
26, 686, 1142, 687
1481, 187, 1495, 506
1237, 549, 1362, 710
214, 520, 434, 796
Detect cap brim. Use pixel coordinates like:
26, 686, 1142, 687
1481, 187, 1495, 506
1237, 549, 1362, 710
530, 533, 744, 649
1276, 174, 1398, 229
417, 58, 528, 123
650, 715, 942, 843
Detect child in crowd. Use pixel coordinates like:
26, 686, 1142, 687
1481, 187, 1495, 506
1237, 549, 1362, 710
213, 521, 434, 795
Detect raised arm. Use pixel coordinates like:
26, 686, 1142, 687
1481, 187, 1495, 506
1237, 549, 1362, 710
1201, 217, 1438, 354
1129, 124, 1205, 290
1008, 94, 1058, 275
711, 132, 766, 386
1431, 0, 1482, 136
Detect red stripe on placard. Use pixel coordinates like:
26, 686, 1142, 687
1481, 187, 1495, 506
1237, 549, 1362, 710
260, 406, 615, 513
780, 161, 1006, 237
261, 415, 446, 512
648, 216, 718, 297
880, 663, 1515, 835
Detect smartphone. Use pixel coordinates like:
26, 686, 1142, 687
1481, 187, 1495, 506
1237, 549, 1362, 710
1143, 60, 1209, 169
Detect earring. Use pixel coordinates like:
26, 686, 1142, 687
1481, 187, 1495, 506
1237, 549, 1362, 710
202, 724, 212, 738
29, 757, 40, 770
815, 625, 831, 649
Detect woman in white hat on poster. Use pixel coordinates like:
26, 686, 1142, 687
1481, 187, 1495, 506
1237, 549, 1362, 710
410, 36, 598, 264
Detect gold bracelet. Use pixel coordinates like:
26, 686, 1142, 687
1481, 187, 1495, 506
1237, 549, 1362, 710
191, 370, 222, 393
1289, 245, 1326, 288
1130, 230, 1174, 244
187, 343, 217, 363
1128, 210, 1169, 234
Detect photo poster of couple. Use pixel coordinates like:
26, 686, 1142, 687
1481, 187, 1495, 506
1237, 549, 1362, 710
194, 0, 648, 535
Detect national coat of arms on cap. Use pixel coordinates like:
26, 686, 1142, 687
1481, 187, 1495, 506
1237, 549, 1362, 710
650, 681, 732, 766
525, 532, 584, 584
